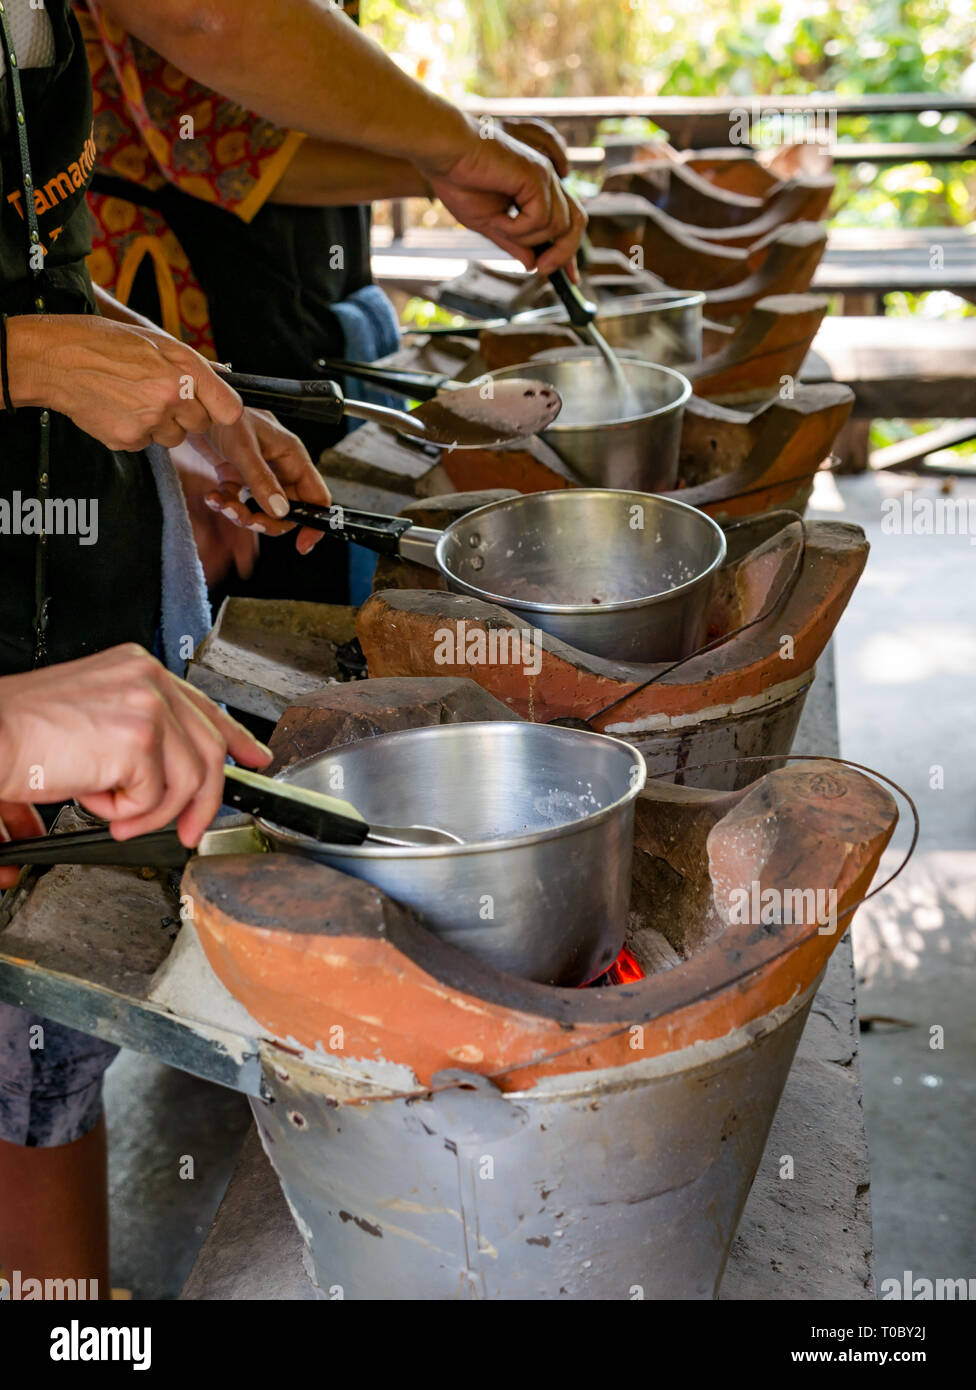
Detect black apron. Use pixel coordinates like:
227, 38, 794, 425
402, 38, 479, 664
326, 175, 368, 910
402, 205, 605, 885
0, 2, 161, 675
115, 183, 371, 607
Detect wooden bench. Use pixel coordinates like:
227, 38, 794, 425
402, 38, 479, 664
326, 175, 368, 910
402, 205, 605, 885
803, 314, 976, 419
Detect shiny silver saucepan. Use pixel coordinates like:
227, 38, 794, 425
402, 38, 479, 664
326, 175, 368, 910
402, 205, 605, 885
259, 722, 646, 985
257, 488, 727, 664
410, 289, 705, 367
487, 356, 692, 491
0, 726, 645, 986
317, 347, 693, 492
513, 289, 706, 365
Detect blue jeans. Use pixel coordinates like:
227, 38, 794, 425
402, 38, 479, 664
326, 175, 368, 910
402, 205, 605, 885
0, 1002, 118, 1147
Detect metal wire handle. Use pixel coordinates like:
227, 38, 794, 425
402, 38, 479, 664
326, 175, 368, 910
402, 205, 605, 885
324, 750, 918, 1105
579, 509, 808, 726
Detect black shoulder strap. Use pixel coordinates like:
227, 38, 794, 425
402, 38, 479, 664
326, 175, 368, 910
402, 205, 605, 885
0, 1, 48, 302
0, 2, 55, 665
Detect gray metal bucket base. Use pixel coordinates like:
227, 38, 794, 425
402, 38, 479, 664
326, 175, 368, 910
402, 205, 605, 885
249, 976, 820, 1301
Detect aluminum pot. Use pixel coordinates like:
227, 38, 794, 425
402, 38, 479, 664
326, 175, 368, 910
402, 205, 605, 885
433, 488, 726, 663
258, 721, 646, 986
514, 288, 705, 365
268, 488, 726, 664
487, 357, 692, 491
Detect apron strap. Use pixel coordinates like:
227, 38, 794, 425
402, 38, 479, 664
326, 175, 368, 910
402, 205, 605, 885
0, 1, 54, 665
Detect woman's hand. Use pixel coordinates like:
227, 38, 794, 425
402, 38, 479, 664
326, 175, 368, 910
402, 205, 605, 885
171, 441, 260, 587
418, 119, 586, 279
0, 645, 272, 848
4, 314, 243, 451
188, 407, 332, 555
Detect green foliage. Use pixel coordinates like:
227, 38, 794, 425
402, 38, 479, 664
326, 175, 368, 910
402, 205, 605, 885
364, 0, 976, 230
366, 1, 976, 449
400, 297, 467, 330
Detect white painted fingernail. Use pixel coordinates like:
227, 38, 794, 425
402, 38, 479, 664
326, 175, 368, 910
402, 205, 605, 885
249, 521, 266, 533
205, 497, 222, 510
268, 494, 290, 518
222, 507, 238, 521
238, 486, 252, 503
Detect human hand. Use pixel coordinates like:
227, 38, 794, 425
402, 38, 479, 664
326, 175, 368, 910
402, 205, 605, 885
188, 407, 332, 555
5, 314, 243, 451
500, 117, 570, 178
172, 440, 260, 586
418, 119, 586, 278
0, 801, 46, 890
0, 646, 272, 848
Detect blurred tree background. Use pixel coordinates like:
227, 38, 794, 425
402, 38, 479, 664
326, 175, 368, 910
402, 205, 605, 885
364, 0, 975, 230
364, 0, 976, 451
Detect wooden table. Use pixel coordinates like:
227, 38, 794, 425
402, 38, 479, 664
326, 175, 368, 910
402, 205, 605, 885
458, 91, 976, 163
812, 227, 976, 300
369, 225, 976, 302
803, 315, 976, 419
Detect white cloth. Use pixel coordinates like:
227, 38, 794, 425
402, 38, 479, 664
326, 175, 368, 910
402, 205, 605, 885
145, 444, 212, 676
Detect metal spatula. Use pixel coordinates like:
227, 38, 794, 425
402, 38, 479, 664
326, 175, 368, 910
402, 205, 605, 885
219, 370, 560, 449
222, 767, 462, 848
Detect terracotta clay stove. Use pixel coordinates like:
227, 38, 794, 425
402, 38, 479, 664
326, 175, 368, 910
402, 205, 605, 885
178, 283, 875, 1296
185, 677, 897, 1300
351, 493, 866, 787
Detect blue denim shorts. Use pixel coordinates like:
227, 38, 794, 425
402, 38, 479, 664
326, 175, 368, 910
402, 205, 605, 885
0, 1002, 118, 1147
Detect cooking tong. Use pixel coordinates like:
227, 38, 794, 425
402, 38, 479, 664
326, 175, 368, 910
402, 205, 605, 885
0, 767, 460, 873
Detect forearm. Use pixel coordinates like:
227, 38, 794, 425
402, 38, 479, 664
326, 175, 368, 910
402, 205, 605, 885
268, 139, 431, 207
97, 0, 474, 174
91, 283, 161, 332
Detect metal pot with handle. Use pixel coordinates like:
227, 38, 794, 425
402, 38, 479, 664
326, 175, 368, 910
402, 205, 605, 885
260, 722, 646, 985
0, 728, 646, 987
250, 488, 727, 664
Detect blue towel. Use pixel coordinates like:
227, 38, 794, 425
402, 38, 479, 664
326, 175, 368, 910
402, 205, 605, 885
331, 284, 402, 605
146, 444, 212, 676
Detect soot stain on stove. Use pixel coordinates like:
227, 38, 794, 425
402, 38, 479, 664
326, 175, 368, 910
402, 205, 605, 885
338, 1211, 384, 1238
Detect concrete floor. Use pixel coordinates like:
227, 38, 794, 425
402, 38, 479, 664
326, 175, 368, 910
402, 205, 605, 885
808, 469, 976, 1289
104, 1054, 250, 1300
102, 469, 975, 1299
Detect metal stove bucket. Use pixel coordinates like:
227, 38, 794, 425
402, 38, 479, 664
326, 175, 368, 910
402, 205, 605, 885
252, 974, 819, 1300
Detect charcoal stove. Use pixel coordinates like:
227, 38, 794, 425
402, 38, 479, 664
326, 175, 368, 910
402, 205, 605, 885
183, 676, 896, 1301
352, 494, 866, 788
0, 664, 894, 1300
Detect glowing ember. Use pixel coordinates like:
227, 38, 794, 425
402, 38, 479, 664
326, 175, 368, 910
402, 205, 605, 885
582, 945, 645, 988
